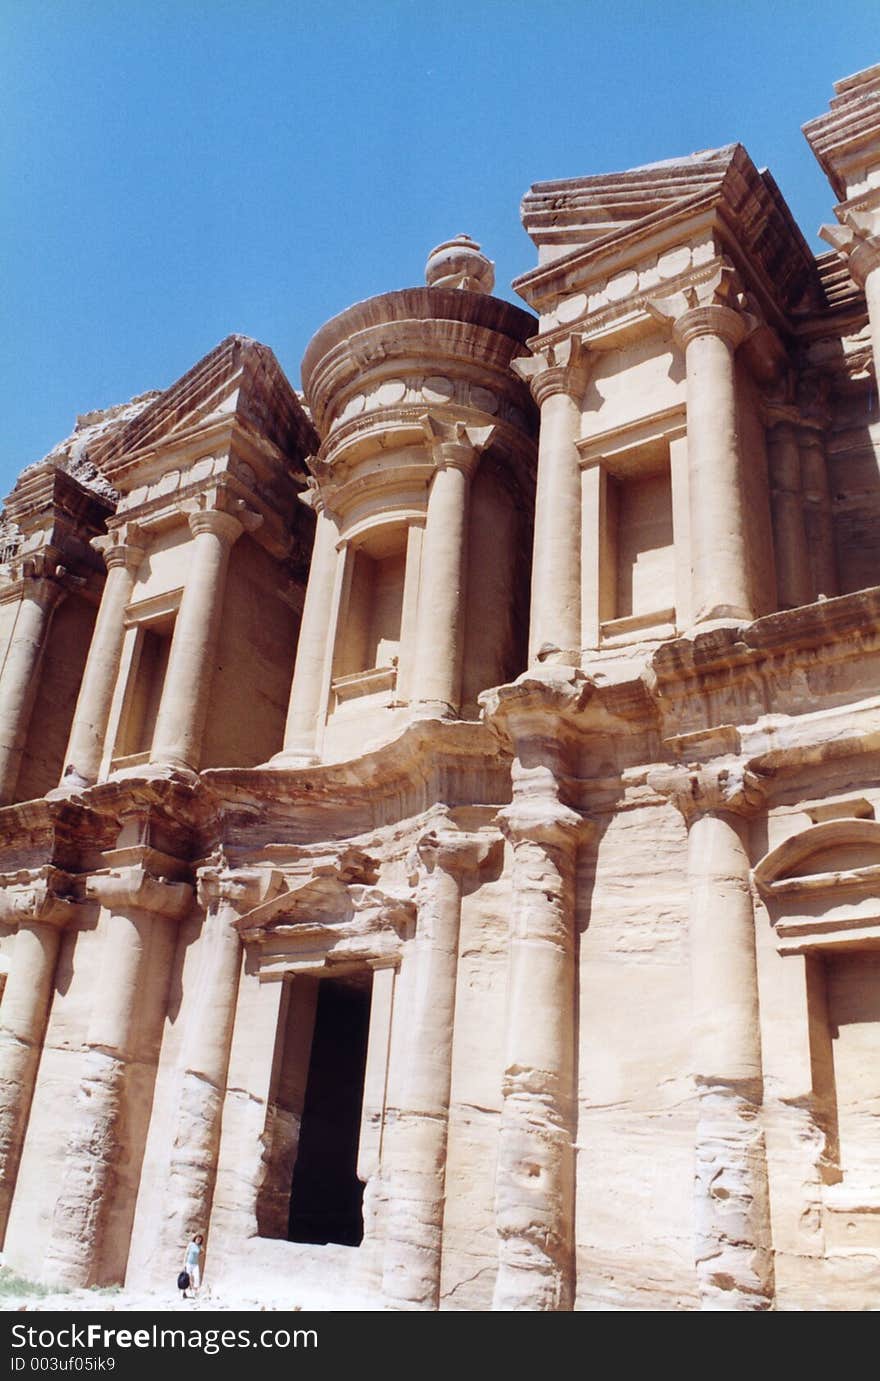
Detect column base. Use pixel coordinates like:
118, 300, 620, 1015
408, 699, 458, 722
265, 748, 321, 768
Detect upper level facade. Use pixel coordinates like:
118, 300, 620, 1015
0, 66, 877, 801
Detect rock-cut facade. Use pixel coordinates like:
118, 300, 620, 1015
0, 67, 879, 1311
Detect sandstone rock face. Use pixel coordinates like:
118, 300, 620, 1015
1, 69, 880, 1311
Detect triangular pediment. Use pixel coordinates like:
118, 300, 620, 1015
87, 335, 317, 475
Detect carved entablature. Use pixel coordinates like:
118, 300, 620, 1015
754, 817, 880, 955
234, 870, 416, 980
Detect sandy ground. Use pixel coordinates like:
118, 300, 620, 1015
1, 1279, 383, 1313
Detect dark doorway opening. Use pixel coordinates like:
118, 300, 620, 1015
288, 973, 372, 1247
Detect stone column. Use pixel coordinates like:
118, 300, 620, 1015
764, 408, 812, 609
275, 489, 341, 764
651, 765, 774, 1311
161, 868, 266, 1260
150, 503, 253, 771
45, 866, 192, 1286
0, 872, 76, 1244
0, 568, 64, 804
798, 418, 838, 600
492, 757, 590, 1312
513, 338, 590, 664
61, 525, 146, 786
410, 417, 495, 717
382, 822, 493, 1311
676, 303, 752, 623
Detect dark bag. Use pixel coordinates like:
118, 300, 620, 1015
177, 1270, 190, 1291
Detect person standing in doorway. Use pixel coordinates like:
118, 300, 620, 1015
183, 1233, 204, 1298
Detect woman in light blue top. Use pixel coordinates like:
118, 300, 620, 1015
183, 1233, 204, 1297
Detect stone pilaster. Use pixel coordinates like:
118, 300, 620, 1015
61, 524, 146, 787
650, 268, 754, 625
410, 417, 495, 717
274, 480, 341, 765
0, 563, 65, 804
763, 405, 812, 610
382, 821, 495, 1311
650, 763, 774, 1311
797, 413, 838, 601
0, 870, 77, 1244
513, 336, 590, 664
150, 497, 260, 771
44, 866, 192, 1286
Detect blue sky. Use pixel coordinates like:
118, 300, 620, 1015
1, 1, 876, 489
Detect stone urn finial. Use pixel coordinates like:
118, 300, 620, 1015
425, 235, 495, 294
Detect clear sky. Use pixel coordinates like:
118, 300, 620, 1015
1, 1, 876, 490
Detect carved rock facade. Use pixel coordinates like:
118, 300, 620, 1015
1, 76, 880, 1310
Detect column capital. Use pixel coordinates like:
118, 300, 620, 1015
512, 334, 591, 405
414, 821, 498, 876
93, 521, 147, 572
761, 401, 801, 431
196, 864, 281, 914
647, 263, 753, 349
0, 867, 78, 930
420, 414, 496, 476
297, 472, 339, 523
184, 488, 263, 545
821, 195, 880, 288
498, 795, 592, 850
648, 761, 766, 824
84, 865, 193, 918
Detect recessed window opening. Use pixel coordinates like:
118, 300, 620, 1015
287, 971, 373, 1247
116, 617, 174, 757
613, 469, 675, 620
334, 531, 406, 680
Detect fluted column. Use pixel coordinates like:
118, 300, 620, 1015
410, 417, 495, 716
61, 524, 146, 786
492, 770, 590, 1312
45, 866, 192, 1285
0, 570, 64, 803
275, 488, 341, 764
0, 872, 76, 1244
382, 822, 493, 1310
160, 867, 267, 1264
651, 765, 774, 1311
764, 407, 811, 609
150, 503, 253, 771
513, 337, 590, 663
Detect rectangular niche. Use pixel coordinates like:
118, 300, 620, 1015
112, 612, 175, 765
580, 407, 684, 646
614, 469, 675, 621
827, 951, 880, 1185
331, 527, 407, 710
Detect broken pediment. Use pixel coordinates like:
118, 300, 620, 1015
235, 871, 415, 978
85, 335, 317, 484
516, 143, 824, 324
